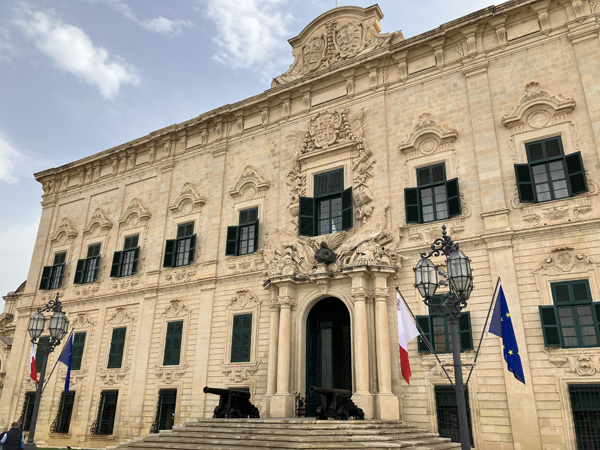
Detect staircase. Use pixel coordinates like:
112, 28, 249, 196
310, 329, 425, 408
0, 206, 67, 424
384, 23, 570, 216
107, 418, 462, 450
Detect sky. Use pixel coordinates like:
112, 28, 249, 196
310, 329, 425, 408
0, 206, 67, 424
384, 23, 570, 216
0, 0, 499, 308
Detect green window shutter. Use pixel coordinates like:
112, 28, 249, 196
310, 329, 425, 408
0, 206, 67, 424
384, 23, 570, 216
225, 226, 239, 256
299, 196, 315, 237
514, 164, 536, 203
71, 332, 86, 371
91, 257, 100, 282
39, 266, 52, 290
565, 152, 588, 196
314, 173, 329, 197
341, 187, 353, 231
163, 321, 183, 366
188, 234, 197, 263
131, 247, 140, 275
253, 219, 260, 252
459, 312, 474, 351
231, 314, 252, 363
539, 305, 563, 347
593, 304, 600, 340
110, 252, 123, 278
107, 327, 126, 369
446, 178, 461, 217
405, 188, 421, 223
73, 259, 85, 284
416, 316, 431, 353
163, 240, 176, 267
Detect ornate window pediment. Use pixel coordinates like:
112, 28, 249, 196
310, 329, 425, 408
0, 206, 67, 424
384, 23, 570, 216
501, 82, 576, 129
229, 166, 270, 201
83, 208, 113, 237
169, 182, 207, 215
118, 198, 151, 228
398, 113, 459, 156
50, 218, 78, 245
107, 307, 135, 325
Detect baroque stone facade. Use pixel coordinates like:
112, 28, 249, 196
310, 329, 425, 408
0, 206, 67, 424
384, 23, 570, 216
2, 1, 600, 449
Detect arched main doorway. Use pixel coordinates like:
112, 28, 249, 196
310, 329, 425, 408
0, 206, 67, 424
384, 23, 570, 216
305, 297, 351, 417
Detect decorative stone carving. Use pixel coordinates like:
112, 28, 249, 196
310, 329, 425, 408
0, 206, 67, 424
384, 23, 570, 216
50, 218, 78, 245
542, 348, 600, 375
502, 82, 576, 129
73, 283, 100, 298
82, 208, 113, 237
118, 198, 151, 228
286, 157, 306, 222
227, 253, 266, 275
107, 307, 135, 325
100, 366, 129, 385
70, 313, 94, 329
61, 368, 88, 389
315, 242, 337, 264
568, 355, 597, 376
169, 182, 207, 214
227, 290, 261, 310
273, 6, 403, 86
407, 219, 466, 246
162, 299, 191, 318
155, 362, 189, 384
513, 194, 594, 225
163, 266, 198, 284
229, 166, 270, 201
533, 248, 599, 274
111, 276, 140, 292
297, 108, 364, 154
338, 228, 399, 268
221, 360, 261, 383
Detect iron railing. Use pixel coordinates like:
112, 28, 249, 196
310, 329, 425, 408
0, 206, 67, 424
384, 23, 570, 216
569, 384, 600, 450
435, 386, 473, 446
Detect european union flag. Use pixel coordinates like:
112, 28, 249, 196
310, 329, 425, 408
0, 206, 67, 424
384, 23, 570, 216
489, 285, 525, 384
58, 333, 73, 394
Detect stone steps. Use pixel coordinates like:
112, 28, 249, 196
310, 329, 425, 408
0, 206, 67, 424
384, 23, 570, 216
107, 418, 462, 450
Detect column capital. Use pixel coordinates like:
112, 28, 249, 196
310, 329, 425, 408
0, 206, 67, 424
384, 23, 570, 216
278, 296, 296, 309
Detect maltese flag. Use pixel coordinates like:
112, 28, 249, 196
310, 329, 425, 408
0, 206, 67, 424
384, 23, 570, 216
30, 343, 38, 383
397, 291, 420, 384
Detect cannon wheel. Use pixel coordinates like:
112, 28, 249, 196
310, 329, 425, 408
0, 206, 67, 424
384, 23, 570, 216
250, 407, 260, 418
231, 408, 242, 418
338, 407, 349, 421
356, 408, 365, 420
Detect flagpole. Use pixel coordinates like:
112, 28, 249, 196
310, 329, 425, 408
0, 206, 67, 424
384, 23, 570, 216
42, 329, 74, 395
396, 288, 455, 387
465, 277, 501, 386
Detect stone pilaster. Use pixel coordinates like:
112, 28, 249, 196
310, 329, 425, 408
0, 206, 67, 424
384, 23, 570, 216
263, 287, 280, 417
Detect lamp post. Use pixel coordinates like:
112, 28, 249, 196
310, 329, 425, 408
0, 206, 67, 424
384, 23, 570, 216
414, 225, 473, 450
25, 293, 69, 450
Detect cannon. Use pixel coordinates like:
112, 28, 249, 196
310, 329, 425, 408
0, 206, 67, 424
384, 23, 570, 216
203, 386, 260, 419
309, 386, 365, 420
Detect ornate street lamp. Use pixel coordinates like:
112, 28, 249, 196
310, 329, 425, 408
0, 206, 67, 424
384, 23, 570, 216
413, 225, 473, 450
25, 293, 69, 450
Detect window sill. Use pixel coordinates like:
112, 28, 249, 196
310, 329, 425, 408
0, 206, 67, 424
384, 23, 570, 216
405, 217, 466, 246
511, 193, 593, 225
541, 346, 600, 375
88, 434, 116, 440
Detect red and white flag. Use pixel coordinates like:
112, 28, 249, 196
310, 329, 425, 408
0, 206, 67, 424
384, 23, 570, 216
397, 291, 420, 384
30, 343, 38, 383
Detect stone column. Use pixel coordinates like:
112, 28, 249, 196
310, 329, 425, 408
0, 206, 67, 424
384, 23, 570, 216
270, 281, 295, 418
344, 267, 374, 418
263, 287, 280, 417
371, 269, 399, 420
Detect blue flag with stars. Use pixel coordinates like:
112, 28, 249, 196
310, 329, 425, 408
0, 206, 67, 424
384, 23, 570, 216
489, 284, 525, 384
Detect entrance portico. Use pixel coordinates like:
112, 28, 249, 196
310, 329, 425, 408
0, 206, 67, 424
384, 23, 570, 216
263, 264, 399, 420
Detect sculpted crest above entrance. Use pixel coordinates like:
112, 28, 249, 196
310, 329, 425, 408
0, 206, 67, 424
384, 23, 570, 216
272, 5, 404, 86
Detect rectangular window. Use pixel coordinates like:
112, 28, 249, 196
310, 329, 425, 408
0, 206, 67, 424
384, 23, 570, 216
74, 244, 101, 284
19, 392, 36, 431
40, 252, 66, 290
416, 295, 473, 354
570, 384, 600, 450
71, 332, 86, 371
111, 235, 140, 278
405, 164, 461, 224
35, 336, 49, 374
515, 136, 588, 203
540, 280, 600, 349
435, 386, 474, 446
92, 391, 118, 435
107, 327, 126, 369
163, 223, 196, 268
225, 208, 260, 257
231, 314, 252, 363
151, 389, 177, 433
51, 391, 75, 434
163, 321, 183, 366
299, 169, 353, 237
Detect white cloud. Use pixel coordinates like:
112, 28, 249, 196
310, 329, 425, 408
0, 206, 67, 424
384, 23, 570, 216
203, 0, 293, 79
0, 132, 29, 184
94, 0, 194, 37
13, 2, 140, 99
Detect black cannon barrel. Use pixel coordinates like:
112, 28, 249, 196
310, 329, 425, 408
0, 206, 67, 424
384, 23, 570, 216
203, 386, 251, 399
309, 386, 353, 398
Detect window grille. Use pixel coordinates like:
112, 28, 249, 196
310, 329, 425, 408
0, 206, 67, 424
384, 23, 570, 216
18, 392, 36, 431
435, 386, 474, 446
90, 390, 118, 435
570, 384, 600, 450
150, 389, 177, 433
50, 392, 75, 434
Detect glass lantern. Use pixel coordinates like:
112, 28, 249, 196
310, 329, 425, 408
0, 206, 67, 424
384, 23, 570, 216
49, 311, 69, 340
414, 258, 439, 299
447, 250, 473, 298
28, 312, 46, 340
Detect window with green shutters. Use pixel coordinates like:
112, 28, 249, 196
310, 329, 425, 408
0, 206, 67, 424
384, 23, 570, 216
40, 252, 66, 290
163, 223, 196, 268
225, 208, 259, 256
74, 244, 101, 285
71, 332, 86, 371
231, 314, 252, 363
111, 235, 140, 278
107, 327, 126, 369
539, 279, 600, 348
163, 321, 183, 366
416, 295, 473, 354
405, 163, 461, 224
299, 169, 353, 237
514, 136, 588, 203
35, 336, 50, 373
